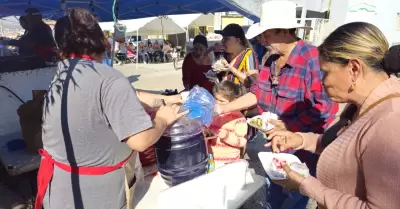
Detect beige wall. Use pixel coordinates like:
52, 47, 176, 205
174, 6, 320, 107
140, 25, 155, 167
221, 16, 244, 28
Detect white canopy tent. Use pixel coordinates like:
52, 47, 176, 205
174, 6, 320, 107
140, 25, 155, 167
99, 16, 185, 36
170, 13, 214, 40
99, 16, 185, 69
99, 13, 213, 36
99, 14, 214, 69
170, 13, 214, 28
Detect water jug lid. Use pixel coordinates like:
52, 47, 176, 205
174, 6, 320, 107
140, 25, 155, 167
163, 116, 203, 137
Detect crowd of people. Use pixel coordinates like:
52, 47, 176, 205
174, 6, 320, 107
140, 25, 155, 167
17, 0, 400, 208
103, 33, 176, 65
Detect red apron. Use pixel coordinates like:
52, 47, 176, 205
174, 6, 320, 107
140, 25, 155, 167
34, 149, 134, 209
35, 54, 135, 209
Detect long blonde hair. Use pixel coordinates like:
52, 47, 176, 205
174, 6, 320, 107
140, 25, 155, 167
318, 22, 388, 72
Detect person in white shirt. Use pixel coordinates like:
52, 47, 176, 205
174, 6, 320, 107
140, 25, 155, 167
171, 48, 178, 59
146, 40, 154, 62
138, 42, 150, 64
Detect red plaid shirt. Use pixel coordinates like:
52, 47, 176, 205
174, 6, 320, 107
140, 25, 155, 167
250, 40, 338, 169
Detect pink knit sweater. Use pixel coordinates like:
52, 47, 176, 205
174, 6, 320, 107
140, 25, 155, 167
298, 76, 400, 209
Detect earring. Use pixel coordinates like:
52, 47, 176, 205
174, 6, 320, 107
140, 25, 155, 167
350, 83, 356, 91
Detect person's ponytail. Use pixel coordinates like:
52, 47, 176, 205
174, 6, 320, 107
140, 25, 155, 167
382, 45, 400, 75
239, 35, 253, 51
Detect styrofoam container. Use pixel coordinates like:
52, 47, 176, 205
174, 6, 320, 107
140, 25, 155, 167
247, 112, 278, 132
258, 152, 302, 180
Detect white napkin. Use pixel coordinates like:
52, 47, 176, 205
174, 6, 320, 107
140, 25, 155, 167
211, 56, 227, 72
261, 112, 278, 130
258, 152, 309, 180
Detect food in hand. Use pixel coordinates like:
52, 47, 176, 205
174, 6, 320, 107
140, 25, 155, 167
271, 157, 309, 179
249, 117, 263, 128
272, 157, 287, 169
289, 162, 309, 177
212, 57, 227, 71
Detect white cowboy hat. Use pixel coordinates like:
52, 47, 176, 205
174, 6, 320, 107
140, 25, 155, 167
246, 0, 312, 39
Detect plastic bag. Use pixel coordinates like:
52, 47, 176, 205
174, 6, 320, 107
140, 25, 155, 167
181, 86, 215, 127
204, 70, 219, 84
114, 23, 127, 41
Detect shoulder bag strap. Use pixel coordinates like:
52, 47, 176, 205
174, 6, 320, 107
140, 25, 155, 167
320, 93, 400, 149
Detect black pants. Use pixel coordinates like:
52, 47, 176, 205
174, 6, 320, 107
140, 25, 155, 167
116, 53, 127, 63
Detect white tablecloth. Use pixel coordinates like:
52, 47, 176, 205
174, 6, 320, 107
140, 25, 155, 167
133, 169, 266, 209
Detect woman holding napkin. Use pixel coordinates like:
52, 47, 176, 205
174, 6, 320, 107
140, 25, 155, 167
213, 23, 259, 88
182, 35, 214, 92
266, 22, 400, 209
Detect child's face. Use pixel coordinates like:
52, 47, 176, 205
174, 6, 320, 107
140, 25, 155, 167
214, 93, 230, 104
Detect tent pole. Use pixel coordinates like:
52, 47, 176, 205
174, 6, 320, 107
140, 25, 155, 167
327, 0, 333, 19
186, 27, 189, 41
136, 30, 138, 70
0, 19, 3, 35
111, 28, 116, 67
298, 0, 307, 39
111, 0, 120, 67
61, 0, 67, 15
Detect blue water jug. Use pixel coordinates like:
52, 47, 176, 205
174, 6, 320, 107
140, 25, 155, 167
155, 117, 207, 186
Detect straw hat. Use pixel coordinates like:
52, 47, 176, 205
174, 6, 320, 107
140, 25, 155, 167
246, 0, 312, 39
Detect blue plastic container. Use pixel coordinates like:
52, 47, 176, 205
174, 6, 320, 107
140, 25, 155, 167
154, 117, 207, 186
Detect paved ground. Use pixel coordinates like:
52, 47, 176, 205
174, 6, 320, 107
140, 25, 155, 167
118, 62, 184, 92
0, 62, 344, 209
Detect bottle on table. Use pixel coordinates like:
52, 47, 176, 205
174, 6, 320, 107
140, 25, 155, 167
207, 153, 215, 173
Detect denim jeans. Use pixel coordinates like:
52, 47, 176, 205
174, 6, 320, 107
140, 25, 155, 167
265, 153, 317, 209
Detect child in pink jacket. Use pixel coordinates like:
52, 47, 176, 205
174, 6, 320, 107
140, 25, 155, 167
206, 81, 248, 163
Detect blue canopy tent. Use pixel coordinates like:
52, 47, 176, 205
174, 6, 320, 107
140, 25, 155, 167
0, 0, 259, 66
0, 0, 258, 21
